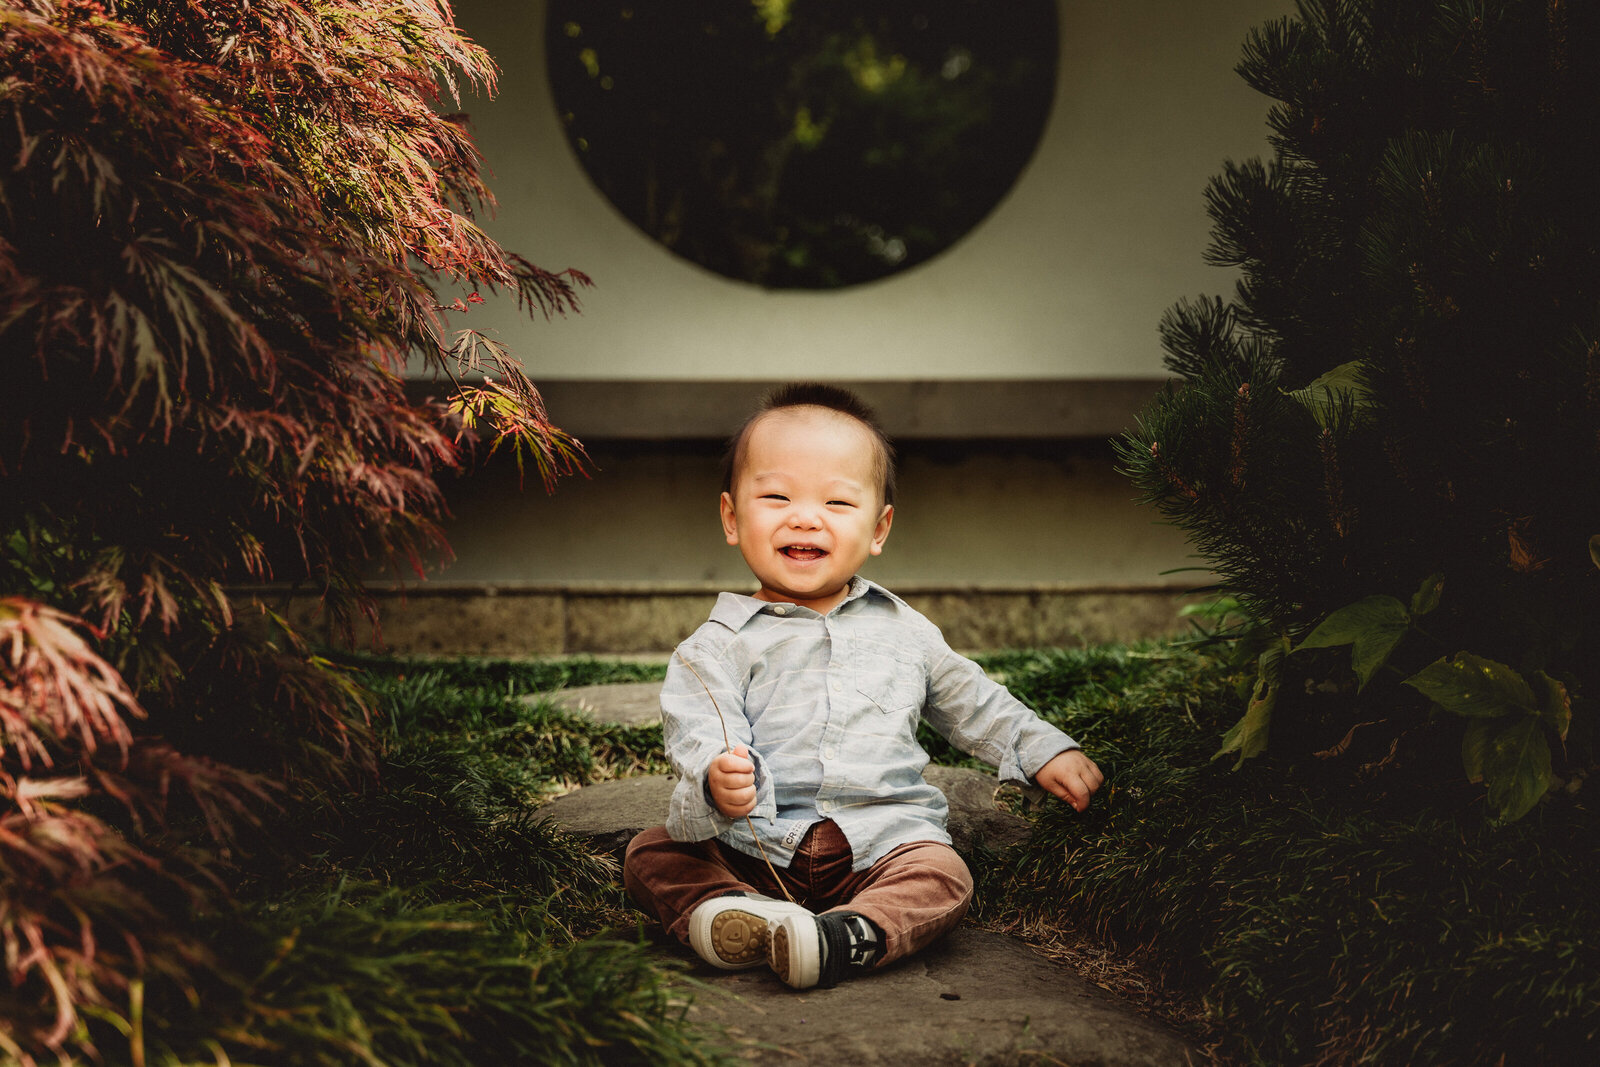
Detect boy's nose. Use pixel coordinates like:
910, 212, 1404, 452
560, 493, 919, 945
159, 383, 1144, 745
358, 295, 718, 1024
786, 505, 823, 529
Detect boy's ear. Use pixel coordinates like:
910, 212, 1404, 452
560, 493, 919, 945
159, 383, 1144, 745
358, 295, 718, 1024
869, 504, 893, 556
720, 492, 740, 546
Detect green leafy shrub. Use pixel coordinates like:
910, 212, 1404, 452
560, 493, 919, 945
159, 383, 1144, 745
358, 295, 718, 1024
981, 645, 1600, 1064
0, 0, 588, 1058
1116, 0, 1600, 819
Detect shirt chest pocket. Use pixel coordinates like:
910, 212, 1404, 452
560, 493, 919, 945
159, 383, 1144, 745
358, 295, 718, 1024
851, 648, 926, 715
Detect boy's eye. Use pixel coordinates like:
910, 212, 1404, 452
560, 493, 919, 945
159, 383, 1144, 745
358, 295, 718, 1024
827, 500, 855, 508
760, 494, 789, 502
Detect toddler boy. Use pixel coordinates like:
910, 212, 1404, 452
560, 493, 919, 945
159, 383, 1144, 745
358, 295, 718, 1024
623, 383, 1102, 990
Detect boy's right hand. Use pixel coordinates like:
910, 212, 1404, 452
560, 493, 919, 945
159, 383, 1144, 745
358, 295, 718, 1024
708, 745, 757, 818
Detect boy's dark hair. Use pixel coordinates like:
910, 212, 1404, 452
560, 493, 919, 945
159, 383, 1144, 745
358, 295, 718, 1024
720, 382, 897, 506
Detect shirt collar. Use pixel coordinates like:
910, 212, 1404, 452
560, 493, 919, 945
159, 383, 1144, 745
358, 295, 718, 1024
707, 575, 900, 631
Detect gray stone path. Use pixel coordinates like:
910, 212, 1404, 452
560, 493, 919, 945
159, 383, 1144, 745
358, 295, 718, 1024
665, 927, 1189, 1066
536, 682, 1196, 1066
544, 681, 666, 726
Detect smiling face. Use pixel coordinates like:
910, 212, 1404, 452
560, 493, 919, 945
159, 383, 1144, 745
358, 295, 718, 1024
720, 406, 894, 614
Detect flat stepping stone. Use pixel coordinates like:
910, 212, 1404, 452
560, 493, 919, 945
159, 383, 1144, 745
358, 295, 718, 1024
536, 767, 1033, 863
540, 681, 664, 726
537, 680, 1040, 859
669, 925, 1193, 1066
534, 682, 1194, 1064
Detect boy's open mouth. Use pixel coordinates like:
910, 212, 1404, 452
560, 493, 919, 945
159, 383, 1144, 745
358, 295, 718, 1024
781, 545, 827, 561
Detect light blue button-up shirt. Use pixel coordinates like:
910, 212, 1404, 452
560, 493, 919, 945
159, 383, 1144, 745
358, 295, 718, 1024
661, 577, 1080, 871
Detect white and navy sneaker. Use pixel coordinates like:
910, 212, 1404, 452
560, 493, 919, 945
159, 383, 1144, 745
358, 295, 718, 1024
687, 891, 813, 970
770, 910, 883, 989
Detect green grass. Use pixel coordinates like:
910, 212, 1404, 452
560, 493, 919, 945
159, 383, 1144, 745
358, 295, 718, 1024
122, 884, 725, 1067
93, 647, 1598, 1065
85, 655, 726, 1067
337, 651, 668, 697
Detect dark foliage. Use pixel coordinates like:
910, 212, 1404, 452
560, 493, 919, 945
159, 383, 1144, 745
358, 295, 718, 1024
1116, 0, 1600, 813
983, 645, 1600, 1065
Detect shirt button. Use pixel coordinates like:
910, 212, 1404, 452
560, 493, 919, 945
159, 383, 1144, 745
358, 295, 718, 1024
830, 680, 842, 692
772, 605, 787, 615
819, 800, 831, 813
824, 749, 837, 760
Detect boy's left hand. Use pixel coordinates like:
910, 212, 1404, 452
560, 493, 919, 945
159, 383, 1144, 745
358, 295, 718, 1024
1034, 749, 1103, 812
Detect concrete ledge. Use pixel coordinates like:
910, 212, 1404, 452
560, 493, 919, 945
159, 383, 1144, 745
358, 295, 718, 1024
231, 582, 1194, 655
409, 377, 1170, 440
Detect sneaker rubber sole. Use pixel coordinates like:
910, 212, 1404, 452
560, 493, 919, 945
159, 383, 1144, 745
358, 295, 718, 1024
687, 894, 811, 971
770, 913, 823, 989
700, 907, 769, 968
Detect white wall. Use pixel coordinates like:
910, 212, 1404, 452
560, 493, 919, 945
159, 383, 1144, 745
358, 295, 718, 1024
436, 442, 1193, 588
421, 1, 1291, 600
448, 0, 1291, 382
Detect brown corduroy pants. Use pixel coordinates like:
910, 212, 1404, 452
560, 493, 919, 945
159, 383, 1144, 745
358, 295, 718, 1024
623, 820, 973, 967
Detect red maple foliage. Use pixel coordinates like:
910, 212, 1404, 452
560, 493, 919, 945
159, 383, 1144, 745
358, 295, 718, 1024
0, 0, 587, 1056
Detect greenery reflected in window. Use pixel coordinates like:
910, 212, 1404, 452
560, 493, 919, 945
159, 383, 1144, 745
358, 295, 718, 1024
546, 1, 1057, 289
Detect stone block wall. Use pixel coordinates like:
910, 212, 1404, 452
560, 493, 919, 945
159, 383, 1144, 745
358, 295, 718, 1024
234, 582, 1195, 657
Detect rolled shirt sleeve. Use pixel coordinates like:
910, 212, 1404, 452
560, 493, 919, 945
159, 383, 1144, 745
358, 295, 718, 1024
922, 636, 1079, 784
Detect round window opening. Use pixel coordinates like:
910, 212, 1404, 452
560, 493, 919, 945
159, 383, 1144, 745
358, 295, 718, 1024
546, 2, 1058, 290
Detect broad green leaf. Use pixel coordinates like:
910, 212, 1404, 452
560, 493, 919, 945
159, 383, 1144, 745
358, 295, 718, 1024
1297, 596, 1409, 689
1349, 625, 1408, 691
1404, 653, 1534, 719
1529, 671, 1571, 740
1215, 639, 1286, 768
1215, 685, 1274, 768
1409, 573, 1445, 617
1298, 596, 1408, 648
1288, 361, 1374, 428
1482, 718, 1552, 824
1460, 719, 1491, 783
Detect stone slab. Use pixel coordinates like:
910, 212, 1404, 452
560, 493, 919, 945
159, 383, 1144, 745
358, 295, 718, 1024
544, 681, 665, 726
668, 926, 1193, 1066
532, 682, 1196, 1065
536, 768, 1033, 864
537, 775, 677, 862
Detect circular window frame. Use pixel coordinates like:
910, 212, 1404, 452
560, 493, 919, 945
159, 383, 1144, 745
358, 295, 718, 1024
544, 2, 1059, 290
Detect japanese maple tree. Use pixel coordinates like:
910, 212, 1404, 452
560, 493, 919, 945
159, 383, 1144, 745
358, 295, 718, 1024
0, 0, 585, 1057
